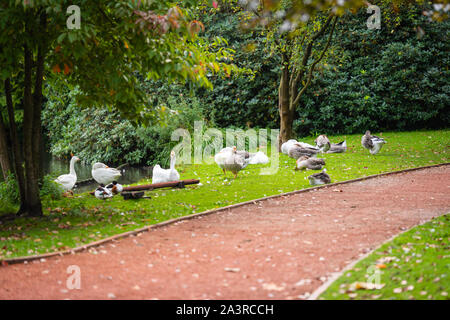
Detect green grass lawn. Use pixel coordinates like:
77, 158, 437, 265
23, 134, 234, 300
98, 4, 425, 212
319, 214, 450, 300
0, 129, 449, 259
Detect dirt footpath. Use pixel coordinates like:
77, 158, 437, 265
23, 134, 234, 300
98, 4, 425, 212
0, 165, 449, 300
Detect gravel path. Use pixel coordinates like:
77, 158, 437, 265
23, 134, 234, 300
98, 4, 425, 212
0, 165, 449, 300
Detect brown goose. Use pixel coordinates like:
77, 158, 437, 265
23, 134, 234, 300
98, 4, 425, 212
327, 140, 347, 153
308, 169, 331, 186
214, 146, 248, 178
288, 143, 320, 159
295, 156, 326, 170
314, 134, 331, 152
361, 131, 386, 155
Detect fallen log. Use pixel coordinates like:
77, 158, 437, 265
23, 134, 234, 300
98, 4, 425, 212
122, 179, 200, 191
89, 179, 200, 196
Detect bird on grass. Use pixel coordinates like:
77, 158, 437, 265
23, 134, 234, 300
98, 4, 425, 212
214, 146, 248, 178
288, 143, 320, 159
308, 169, 331, 186
54, 155, 80, 195
314, 135, 331, 153
295, 156, 326, 171
92, 162, 122, 185
361, 131, 387, 155
327, 140, 347, 153
106, 181, 123, 195
281, 139, 317, 155
152, 151, 180, 184
94, 184, 113, 200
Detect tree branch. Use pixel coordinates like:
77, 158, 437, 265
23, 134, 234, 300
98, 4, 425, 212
289, 14, 333, 104
291, 16, 337, 109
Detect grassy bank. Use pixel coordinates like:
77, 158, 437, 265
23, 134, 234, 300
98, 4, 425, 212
0, 129, 449, 259
319, 214, 449, 300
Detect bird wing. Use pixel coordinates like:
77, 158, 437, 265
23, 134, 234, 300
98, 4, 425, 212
309, 158, 325, 166
55, 174, 75, 185
248, 152, 269, 164
152, 165, 170, 183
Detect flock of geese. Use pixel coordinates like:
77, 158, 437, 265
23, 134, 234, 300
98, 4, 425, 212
54, 130, 386, 199
54, 157, 124, 199
54, 151, 183, 200
214, 130, 386, 185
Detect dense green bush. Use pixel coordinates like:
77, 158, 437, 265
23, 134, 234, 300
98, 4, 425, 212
0, 173, 19, 206
42, 87, 206, 167
40, 175, 63, 200
295, 2, 450, 135
143, 2, 449, 136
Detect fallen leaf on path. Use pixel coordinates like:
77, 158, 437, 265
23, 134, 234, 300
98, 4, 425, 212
262, 283, 285, 291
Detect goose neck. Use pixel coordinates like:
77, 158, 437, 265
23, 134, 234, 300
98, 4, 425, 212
69, 158, 77, 176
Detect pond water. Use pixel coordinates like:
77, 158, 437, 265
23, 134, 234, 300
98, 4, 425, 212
41, 155, 153, 194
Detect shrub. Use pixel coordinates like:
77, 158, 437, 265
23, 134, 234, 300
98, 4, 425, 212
295, 2, 450, 135
40, 175, 63, 200
42, 88, 206, 167
0, 173, 19, 206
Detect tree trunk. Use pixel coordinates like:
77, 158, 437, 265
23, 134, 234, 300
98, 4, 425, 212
22, 44, 42, 217
277, 15, 338, 150
5, 79, 28, 215
278, 55, 294, 150
32, 12, 46, 182
0, 111, 12, 180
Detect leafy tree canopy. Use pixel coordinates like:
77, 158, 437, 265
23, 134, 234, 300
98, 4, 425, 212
0, 0, 240, 123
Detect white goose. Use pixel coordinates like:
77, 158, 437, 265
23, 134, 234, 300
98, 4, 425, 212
91, 162, 122, 185
152, 151, 180, 184
214, 146, 247, 178
217, 147, 269, 165
54, 156, 80, 192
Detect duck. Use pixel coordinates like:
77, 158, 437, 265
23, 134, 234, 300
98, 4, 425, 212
214, 146, 248, 178
106, 181, 123, 195
94, 184, 113, 200
308, 169, 331, 186
327, 140, 347, 153
314, 135, 331, 152
295, 156, 326, 171
288, 143, 320, 159
152, 150, 180, 184
361, 131, 387, 155
91, 162, 122, 185
54, 156, 80, 192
